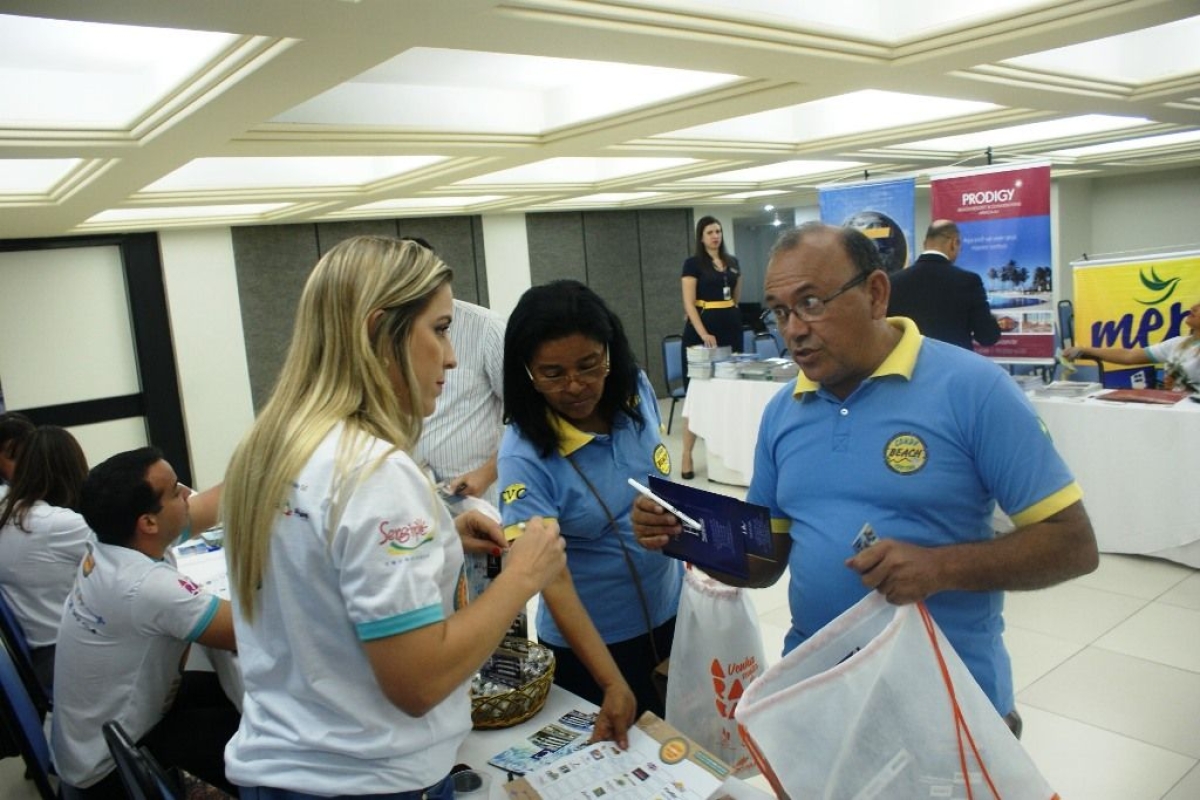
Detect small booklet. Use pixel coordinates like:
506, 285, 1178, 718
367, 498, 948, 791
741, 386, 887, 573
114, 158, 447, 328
504, 713, 732, 800
646, 476, 773, 579
488, 709, 599, 776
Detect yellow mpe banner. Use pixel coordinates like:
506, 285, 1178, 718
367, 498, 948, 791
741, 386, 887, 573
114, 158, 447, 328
1072, 253, 1200, 359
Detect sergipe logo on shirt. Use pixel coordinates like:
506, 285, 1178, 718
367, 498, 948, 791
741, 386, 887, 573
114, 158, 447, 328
377, 518, 432, 555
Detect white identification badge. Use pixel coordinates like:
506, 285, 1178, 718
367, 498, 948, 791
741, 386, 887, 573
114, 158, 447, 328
722, 285, 731, 300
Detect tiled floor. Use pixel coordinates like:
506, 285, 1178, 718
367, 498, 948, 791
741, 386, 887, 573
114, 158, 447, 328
3, 400, 1197, 799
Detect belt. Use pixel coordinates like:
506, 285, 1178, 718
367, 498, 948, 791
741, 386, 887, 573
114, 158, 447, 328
695, 300, 735, 310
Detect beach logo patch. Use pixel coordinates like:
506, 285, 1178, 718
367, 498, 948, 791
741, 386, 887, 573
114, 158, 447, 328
884, 433, 927, 475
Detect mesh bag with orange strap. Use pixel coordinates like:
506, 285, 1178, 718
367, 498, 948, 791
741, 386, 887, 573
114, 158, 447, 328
734, 592, 1058, 799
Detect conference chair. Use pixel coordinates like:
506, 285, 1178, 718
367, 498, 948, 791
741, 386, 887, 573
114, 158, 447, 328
759, 314, 788, 357
754, 332, 781, 360
0, 639, 57, 800
102, 721, 183, 800
0, 590, 51, 713
1056, 299, 1104, 383
661, 335, 687, 435
741, 326, 755, 354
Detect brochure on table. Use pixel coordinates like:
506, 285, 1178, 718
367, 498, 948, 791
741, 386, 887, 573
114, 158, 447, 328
647, 477, 773, 578
488, 709, 599, 776
504, 713, 764, 800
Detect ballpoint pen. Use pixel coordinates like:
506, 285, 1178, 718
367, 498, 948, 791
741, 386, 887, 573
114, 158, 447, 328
626, 478, 703, 532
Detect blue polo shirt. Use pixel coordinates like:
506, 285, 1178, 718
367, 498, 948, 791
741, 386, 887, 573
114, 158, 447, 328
498, 371, 682, 647
747, 318, 1082, 715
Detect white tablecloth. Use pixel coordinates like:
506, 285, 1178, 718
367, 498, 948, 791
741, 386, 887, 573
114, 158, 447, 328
683, 379, 787, 485
1030, 393, 1200, 567
682, 378, 1200, 567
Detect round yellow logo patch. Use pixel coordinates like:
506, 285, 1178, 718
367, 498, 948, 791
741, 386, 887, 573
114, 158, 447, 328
653, 443, 671, 475
884, 433, 927, 474
659, 737, 689, 764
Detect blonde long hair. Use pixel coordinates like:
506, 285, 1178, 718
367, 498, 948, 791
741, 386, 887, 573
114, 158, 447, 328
223, 236, 452, 619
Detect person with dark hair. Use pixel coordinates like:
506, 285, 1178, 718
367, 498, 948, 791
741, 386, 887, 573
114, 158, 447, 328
499, 279, 678, 723
0, 425, 92, 689
634, 222, 1098, 740
886, 219, 1001, 351
51, 447, 239, 798
0, 411, 35, 493
679, 215, 741, 479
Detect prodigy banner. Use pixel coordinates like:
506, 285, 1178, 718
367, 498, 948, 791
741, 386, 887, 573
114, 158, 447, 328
930, 164, 1053, 359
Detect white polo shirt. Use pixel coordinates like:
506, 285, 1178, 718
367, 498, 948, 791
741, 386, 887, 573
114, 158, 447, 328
224, 425, 470, 795
51, 541, 220, 787
0, 501, 94, 647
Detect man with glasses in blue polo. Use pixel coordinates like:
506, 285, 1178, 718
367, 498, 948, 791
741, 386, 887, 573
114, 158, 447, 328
632, 221, 1098, 739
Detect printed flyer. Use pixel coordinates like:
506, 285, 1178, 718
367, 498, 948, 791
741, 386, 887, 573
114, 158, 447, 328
504, 713, 731, 800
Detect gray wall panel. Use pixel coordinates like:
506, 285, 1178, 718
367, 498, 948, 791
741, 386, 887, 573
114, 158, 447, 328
315, 220, 400, 255
582, 211, 646, 372
638, 209, 693, 394
231, 224, 321, 410
398, 216, 484, 304
471, 217, 490, 308
527, 212, 587, 285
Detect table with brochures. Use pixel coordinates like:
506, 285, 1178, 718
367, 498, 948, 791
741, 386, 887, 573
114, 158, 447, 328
682, 375, 1200, 567
1029, 391, 1200, 567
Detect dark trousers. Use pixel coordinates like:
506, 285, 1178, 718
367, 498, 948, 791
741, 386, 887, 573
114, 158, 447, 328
238, 774, 453, 800
541, 617, 675, 719
65, 670, 241, 799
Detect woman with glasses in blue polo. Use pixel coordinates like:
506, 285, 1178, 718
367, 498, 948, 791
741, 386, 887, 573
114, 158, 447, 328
498, 280, 683, 732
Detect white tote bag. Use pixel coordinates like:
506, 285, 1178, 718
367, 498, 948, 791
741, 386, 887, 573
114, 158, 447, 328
666, 568, 767, 777
735, 593, 1057, 800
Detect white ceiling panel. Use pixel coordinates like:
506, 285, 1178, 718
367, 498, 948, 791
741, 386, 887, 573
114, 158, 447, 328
0, 0, 1196, 238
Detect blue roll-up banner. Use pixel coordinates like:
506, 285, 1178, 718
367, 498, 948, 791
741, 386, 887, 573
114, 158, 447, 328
818, 178, 916, 276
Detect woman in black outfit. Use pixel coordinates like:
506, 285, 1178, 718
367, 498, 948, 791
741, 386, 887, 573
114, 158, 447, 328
679, 216, 741, 479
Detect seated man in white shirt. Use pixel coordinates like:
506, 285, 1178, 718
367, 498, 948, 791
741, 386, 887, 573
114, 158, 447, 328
51, 447, 238, 799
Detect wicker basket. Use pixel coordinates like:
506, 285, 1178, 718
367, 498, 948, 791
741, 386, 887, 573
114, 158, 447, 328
470, 642, 555, 730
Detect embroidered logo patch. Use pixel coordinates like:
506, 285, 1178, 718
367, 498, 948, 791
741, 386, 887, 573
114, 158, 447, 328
501, 483, 527, 505
377, 518, 433, 555
884, 433, 927, 475
653, 443, 671, 475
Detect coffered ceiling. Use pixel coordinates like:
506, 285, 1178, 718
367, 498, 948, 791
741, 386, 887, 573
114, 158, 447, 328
1, 0, 1197, 239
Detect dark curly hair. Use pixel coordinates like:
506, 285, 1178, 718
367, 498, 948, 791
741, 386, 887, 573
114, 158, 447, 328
502, 280, 644, 457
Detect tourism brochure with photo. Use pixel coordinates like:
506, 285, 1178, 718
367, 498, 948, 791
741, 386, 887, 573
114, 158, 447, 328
646, 476, 774, 578
504, 713, 732, 800
488, 710, 599, 776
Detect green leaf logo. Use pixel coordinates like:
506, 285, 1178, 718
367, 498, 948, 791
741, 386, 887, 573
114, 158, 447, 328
1137, 267, 1180, 306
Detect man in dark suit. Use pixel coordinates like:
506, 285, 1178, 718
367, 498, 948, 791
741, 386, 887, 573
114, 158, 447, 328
887, 220, 1001, 350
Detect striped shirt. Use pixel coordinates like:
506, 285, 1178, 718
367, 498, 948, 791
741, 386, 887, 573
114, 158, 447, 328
415, 299, 506, 507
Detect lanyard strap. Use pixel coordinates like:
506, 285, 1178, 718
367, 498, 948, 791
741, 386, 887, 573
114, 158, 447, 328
566, 456, 662, 665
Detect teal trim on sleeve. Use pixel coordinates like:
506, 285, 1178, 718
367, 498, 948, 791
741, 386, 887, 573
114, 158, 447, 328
185, 596, 220, 642
356, 604, 445, 642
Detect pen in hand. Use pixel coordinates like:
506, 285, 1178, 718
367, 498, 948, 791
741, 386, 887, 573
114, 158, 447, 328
626, 478, 704, 532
